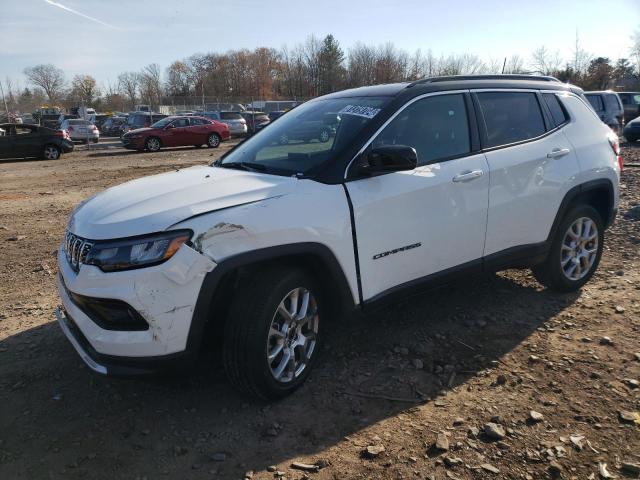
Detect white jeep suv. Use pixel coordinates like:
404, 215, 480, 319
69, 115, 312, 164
56, 75, 621, 399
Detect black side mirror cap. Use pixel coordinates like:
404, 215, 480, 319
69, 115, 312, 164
359, 145, 418, 174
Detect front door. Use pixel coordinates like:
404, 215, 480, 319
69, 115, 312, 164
345, 92, 490, 301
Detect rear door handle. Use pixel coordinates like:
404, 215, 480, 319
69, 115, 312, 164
547, 148, 570, 159
452, 170, 484, 182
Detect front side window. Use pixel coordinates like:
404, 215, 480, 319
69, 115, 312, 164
477, 92, 546, 148
220, 112, 242, 120
542, 93, 569, 128
219, 96, 390, 176
586, 95, 604, 112
371, 94, 471, 165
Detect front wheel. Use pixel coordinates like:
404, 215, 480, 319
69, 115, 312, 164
223, 267, 323, 400
207, 133, 221, 148
533, 205, 604, 292
145, 137, 161, 152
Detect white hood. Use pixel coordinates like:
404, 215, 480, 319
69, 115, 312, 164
69, 165, 295, 239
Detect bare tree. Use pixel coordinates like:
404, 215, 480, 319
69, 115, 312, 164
23, 64, 65, 104
571, 31, 592, 76
117, 72, 139, 109
503, 55, 525, 74
71, 74, 99, 105
631, 29, 640, 76
139, 64, 163, 109
531, 46, 562, 75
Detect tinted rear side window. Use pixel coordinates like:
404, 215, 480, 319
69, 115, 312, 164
603, 94, 622, 112
477, 92, 546, 148
220, 112, 242, 120
372, 93, 470, 165
586, 95, 604, 111
542, 93, 569, 128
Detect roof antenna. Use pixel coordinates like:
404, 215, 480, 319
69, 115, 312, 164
501, 57, 507, 74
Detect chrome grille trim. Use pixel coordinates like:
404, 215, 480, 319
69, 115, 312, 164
63, 231, 93, 273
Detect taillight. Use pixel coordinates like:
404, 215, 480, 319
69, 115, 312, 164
608, 135, 623, 170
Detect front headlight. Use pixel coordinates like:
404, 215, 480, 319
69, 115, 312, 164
85, 230, 191, 272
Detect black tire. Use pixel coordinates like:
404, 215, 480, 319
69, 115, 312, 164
145, 137, 161, 152
626, 135, 638, 143
223, 267, 324, 400
207, 133, 221, 148
42, 144, 60, 160
319, 128, 330, 143
532, 204, 604, 292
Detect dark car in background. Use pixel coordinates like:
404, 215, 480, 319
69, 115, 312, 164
120, 112, 168, 137
585, 91, 624, 133
121, 115, 230, 151
100, 116, 127, 136
276, 112, 338, 144
618, 92, 640, 123
0, 123, 74, 160
268, 110, 286, 122
241, 111, 270, 134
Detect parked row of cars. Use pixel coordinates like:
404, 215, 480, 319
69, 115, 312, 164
583, 90, 640, 142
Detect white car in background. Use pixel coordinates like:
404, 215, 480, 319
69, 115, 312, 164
60, 119, 99, 143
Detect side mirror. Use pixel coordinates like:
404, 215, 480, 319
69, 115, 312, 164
359, 145, 417, 174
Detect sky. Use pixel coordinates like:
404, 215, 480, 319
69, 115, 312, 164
0, 0, 639, 89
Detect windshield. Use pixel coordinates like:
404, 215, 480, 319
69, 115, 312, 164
219, 96, 389, 176
220, 112, 242, 120
151, 117, 173, 128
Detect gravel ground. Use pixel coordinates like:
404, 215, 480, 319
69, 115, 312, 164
0, 142, 638, 480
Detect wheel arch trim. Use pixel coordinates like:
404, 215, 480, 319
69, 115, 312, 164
187, 242, 356, 354
547, 179, 616, 243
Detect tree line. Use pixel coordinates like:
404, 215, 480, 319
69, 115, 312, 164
4, 31, 640, 114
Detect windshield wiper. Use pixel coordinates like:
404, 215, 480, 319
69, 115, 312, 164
218, 161, 268, 172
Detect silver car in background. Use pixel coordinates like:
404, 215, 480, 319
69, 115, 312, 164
60, 119, 100, 143
202, 111, 247, 136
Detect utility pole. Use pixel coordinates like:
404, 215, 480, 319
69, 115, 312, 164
0, 81, 10, 120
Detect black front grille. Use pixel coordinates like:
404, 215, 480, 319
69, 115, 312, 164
64, 231, 93, 272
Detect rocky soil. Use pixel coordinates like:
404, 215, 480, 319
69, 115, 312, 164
0, 143, 638, 480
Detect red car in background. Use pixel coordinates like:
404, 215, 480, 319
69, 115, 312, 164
121, 116, 230, 152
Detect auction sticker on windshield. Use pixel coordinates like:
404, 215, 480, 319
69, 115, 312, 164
338, 105, 381, 119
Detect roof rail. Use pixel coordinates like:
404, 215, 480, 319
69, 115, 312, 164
409, 74, 561, 86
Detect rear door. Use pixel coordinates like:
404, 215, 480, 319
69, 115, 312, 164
476, 90, 581, 258
586, 94, 605, 121
187, 117, 209, 144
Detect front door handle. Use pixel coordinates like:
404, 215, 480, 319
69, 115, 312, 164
547, 148, 570, 159
452, 170, 484, 183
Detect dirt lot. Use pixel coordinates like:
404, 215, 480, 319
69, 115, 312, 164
0, 143, 639, 480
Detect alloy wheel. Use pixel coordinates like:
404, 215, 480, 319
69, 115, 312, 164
44, 146, 59, 160
266, 287, 319, 383
319, 129, 330, 142
147, 138, 160, 151
208, 134, 220, 147
560, 217, 598, 281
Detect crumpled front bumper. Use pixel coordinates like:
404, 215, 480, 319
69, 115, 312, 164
55, 242, 216, 374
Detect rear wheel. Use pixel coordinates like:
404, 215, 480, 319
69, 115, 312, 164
223, 267, 323, 400
42, 145, 60, 160
207, 133, 221, 148
533, 205, 604, 292
145, 137, 161, 152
